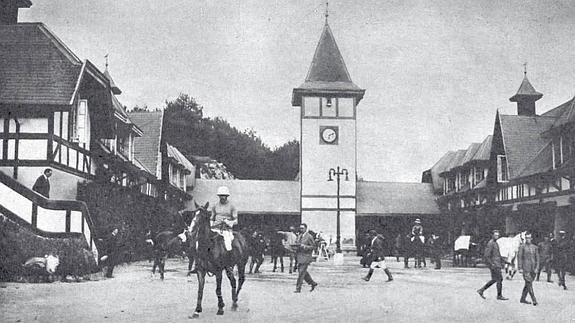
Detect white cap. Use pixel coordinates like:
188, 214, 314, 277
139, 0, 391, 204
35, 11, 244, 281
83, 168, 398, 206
217, 186, 230, 196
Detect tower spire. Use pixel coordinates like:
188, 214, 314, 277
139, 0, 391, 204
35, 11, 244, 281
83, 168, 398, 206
105, 53, 109, 71
325, 1, 329, 24
523, 62, 527, 76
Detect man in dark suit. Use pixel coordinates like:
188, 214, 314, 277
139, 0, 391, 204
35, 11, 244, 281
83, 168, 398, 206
362, 230, 393, 282
477, 230, 508, 300
32, 168, 52, 198
518, 232, 539, 305
537, 233, 553, 282
555, 231, 569, 290
294, 223, 318, 293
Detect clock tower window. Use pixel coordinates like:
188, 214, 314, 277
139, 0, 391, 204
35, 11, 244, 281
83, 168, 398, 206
321, 97, 336, 117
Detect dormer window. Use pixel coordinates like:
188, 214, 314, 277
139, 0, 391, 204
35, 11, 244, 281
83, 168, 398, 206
497, 155, 508, 182
72, 99, 90, 145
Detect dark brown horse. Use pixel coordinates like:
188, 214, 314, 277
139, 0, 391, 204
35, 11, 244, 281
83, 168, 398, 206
189, 202, 249, 318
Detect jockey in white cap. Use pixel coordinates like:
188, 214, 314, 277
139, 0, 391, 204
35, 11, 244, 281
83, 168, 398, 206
210, 186, 237, 251
411, 218, 424, 236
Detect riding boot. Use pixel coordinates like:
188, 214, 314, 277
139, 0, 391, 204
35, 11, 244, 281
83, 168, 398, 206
384, 269, 393, 281
363, 269, 374, 281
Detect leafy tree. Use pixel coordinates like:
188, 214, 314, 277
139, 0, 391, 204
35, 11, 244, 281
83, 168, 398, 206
162, 93, 299, 180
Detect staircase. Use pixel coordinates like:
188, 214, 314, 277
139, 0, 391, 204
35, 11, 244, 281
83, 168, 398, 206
0, 171, 98, 261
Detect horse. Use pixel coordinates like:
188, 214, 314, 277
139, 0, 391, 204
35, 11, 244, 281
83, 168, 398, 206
453, 235, 479, 267
245, 229, 266, 274
149, 230, 186, 280
404, 233, 426, 268
496, 231, 526, 280
21, 254, 60, 283
189, 202, 249, 318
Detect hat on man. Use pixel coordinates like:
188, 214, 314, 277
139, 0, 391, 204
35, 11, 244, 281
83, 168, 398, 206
414, 218, 421, 224
368, 229, 378, 236
217, 186, 230, 196
559, 230, 566, 235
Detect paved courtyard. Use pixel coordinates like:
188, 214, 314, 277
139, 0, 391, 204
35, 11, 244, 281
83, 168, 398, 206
1, 256, 574, 323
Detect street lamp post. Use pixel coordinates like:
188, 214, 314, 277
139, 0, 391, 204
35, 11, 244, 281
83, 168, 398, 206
328, 166, 348, 254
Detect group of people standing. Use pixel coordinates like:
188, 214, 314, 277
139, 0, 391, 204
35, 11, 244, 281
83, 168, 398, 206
477, 229, 572, 306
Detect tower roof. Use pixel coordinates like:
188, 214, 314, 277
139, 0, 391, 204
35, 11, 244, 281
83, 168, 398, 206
292, 22, 364, 106
509, 75, 543, 102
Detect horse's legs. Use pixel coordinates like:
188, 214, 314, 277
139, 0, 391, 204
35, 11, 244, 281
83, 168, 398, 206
254, 256, 262, 273
249, 257, 254, 274
280, 256, 284, 272
225, 267, 238, 310
159, 254, 166, 280
192, 270, 205, 318
272, 255, 277, 272
289, 254, 294, 273
237, 261, 246, 298
215, 271, 225, 315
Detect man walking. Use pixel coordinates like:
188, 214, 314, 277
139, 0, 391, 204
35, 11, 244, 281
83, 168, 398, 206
537, 233, 553, 283
518, 232, 539, 305
362, 230, 393, 282
556, 230, 569, 290
477, 230, 508, 300
32, 168, 52, 198
294, 223, 318, 293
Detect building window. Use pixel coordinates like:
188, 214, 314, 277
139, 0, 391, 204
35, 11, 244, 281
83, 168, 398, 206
72, 100, 89, 144
553, 137, 562, 169
321, 97, 336, 117
497, 155, 508, 182
474, 166, 484, 184
460, 171, 469, 189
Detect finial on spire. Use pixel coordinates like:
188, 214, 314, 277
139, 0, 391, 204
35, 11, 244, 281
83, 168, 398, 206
523, 62, 527, 76
105, 53, 109, 70
325, 1, 329, 24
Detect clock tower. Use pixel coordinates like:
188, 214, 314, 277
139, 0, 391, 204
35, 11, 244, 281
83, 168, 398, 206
292, 21, 365, 247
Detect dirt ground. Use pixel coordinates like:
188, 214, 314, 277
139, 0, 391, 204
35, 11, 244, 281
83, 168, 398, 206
1, 256, 574, 323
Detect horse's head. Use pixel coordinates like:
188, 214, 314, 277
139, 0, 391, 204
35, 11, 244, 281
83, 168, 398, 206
190, 201, 210, 236
45, 254, 60, 274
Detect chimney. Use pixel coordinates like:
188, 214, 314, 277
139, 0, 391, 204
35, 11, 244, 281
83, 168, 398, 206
509, 73, 543, 117
0, 0, 32, 25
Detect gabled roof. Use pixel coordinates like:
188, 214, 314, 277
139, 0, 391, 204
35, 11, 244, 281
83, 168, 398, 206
441, 149, 467, 175
461, 143, 481, 165
292, 23, 364, 106
518, 141, 553, 178
429, 151, 455, 191
509, 75, 543, 102
550, 96, 575, 130
356, 182, 440, 216
103, 69, 122, 95
111, 94, 143, 136
192, 179, 300, 214
129, 111, 164, 178
498, 114, 555, 179
472, 135, 493, 162
0, 23, 83, 105
166, 144, 195, 174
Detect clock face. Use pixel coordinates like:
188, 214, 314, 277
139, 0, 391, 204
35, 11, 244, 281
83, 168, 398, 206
320, 126, 338, 144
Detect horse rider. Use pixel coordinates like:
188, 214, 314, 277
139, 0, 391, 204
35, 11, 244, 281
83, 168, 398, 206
210, 186, 237, 252
555, 230, 569, 290
362, 230, 393, 282
537, 233, 554, 283
518, 232, 539, 306
477, 230, 508, 300
412, 218, 424, 236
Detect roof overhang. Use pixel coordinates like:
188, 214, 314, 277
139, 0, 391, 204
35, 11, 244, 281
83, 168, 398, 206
291, 87, 365, 107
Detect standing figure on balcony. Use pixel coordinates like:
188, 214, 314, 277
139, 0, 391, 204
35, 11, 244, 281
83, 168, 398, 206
210, 186, 237, 252
32, 168, 52, 198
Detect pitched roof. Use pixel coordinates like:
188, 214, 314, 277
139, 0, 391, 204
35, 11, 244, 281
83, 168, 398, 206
129, 111, 164, 178
356, 182, 440, 216
461, 143, 481, 165
518, 141, 553, 178
441, 149, 467, 174
103, 69, 122, 95
0, 23, 83, 105
472, 135, 493, 162
550, 96, 575, 129
192, 179, 300, 214
166, 144, 195, 174
429, 151, 455, 191
509, 75, 543, 102
498, 114, 555, 179
292, 23, 364, 106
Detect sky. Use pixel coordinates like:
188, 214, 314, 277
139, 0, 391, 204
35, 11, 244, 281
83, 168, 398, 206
21, 0, 575, 182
